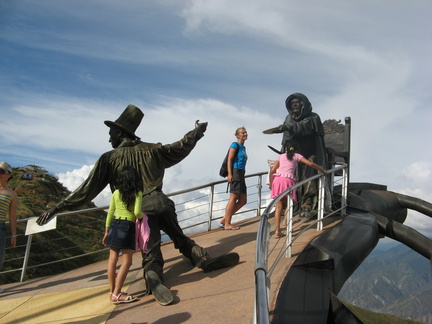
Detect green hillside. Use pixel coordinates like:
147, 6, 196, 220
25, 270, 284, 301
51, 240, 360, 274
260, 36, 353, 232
0, 165, 109, 284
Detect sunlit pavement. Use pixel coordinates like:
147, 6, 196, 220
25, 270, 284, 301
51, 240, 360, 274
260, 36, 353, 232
0, 215, 330, 324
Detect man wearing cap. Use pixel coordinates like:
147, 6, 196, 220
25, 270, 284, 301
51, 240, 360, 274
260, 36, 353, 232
37, 105, 239, 306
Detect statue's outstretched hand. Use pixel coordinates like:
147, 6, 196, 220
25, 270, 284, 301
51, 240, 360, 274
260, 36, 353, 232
195, 120, 208, 133
36, 206, 59, 225
262, 125, 287, 134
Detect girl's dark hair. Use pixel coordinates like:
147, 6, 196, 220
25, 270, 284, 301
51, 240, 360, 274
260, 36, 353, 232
284, 141, 299, 161
118, 166, 143, 211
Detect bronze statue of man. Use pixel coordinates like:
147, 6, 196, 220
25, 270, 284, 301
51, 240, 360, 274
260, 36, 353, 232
263, 93, 331, 216
37, 104, 239, 306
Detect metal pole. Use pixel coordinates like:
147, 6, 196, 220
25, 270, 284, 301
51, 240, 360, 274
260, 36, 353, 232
286, 192, 294, 258
257, 175, 263, 216
317, 175, 325, 231
341, 166, 348, 216
208, 184, 215, 231
20, 234, 33, 282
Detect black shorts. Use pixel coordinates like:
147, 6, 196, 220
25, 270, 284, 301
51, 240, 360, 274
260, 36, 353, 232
107, 218, 135, 250
229, 169, 247, 194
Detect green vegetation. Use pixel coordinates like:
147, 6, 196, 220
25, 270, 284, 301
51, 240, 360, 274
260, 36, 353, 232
0, 166, 108, 284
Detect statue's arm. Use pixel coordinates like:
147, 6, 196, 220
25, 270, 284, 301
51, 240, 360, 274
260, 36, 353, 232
263, 125, 287, 134
36, 154, 110, 225
160, 120, 208, 168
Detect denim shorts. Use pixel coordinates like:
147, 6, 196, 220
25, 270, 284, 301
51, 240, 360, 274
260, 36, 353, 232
106, 219, 135, 250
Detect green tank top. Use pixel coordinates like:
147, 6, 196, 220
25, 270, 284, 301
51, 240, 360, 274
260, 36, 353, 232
0, 193, 12, 222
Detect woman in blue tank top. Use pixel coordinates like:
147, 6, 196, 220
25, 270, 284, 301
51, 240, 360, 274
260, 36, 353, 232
219, 127, 248, 230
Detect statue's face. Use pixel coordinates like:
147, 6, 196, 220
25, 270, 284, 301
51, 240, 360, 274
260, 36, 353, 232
109, 128, 122, 148
290, 98, 303, 120
291, 99, 301, 112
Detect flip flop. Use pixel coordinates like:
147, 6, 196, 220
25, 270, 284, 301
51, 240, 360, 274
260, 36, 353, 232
224, 226, 240, 230
219, 223, 225, 229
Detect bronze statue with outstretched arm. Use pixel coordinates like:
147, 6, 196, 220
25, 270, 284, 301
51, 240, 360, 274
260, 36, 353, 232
37, 105, 239, 306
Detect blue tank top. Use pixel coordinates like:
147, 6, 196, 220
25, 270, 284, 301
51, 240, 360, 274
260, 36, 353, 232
230, 142, 248, 171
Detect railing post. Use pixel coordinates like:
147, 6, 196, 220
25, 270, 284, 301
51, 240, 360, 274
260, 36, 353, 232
20, 234, 33, 282
341, 166, 348, 216
317, 175, 325, 231
286, 192, 294, 258
257, 174, 263, 216
208, 184, 215, 231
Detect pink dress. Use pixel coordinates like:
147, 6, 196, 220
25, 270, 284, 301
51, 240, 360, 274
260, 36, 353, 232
270, 153, 303, 201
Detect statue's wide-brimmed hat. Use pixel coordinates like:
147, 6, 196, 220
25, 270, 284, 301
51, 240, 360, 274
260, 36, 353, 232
104, 104, 144, 139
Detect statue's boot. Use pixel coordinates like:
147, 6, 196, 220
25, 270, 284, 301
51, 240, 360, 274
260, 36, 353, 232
144, 270, 173, 306
190, 245, 240, 273
201, 252, 240, 273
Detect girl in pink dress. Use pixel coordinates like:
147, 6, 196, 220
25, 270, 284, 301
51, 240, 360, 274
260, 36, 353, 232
269, 141, 327, 238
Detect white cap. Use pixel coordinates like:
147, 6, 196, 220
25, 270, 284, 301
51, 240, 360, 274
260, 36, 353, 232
0, 162, 12, 174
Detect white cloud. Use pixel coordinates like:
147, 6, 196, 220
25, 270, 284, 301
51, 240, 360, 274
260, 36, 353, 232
404, 210, 432, 239
401, 162, 432, 186
57, 165, 111, 207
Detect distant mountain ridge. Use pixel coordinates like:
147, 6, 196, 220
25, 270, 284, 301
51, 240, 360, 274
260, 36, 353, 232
338, 243, 432, 323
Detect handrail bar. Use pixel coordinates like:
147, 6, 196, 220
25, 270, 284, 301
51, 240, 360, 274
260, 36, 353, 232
165, 171, 267, 197
254, 163, 348, 324
1, 171, 269, 282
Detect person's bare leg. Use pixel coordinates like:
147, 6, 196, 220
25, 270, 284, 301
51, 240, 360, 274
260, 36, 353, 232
224, 193, 247, 229
274, 201, 283, 236
220, 193, 236, 226
236, 194, 247, 211
107, 248, 119, 298
111, 249, 133, 301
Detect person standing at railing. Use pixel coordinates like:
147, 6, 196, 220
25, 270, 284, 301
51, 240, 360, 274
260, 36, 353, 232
269, 142, 327, 238
102, 165, 142, 304
37, 105, 240, 307
219, 127, 248, 230
0, 162, 17, 294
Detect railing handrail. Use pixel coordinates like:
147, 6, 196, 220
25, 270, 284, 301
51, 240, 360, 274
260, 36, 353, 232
166, 171, 268, 197
254, 164, 348, 324
12, 171, 268, 224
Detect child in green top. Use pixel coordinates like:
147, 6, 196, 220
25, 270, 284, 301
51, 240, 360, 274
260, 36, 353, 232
102, 166, 143, 304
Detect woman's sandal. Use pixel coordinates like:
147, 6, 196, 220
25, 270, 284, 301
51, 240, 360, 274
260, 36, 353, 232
111, 292, 138, 304
274, 232, 284, 238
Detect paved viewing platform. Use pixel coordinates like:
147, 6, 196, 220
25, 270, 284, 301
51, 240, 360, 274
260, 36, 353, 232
0, 214, 339, 324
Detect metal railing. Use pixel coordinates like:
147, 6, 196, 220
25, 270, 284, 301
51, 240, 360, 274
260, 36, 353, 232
254, 164, 348, 324
0, 172, 270, 282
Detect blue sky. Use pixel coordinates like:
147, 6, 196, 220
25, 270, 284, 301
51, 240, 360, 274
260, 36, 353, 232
1, 1, 431, 238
